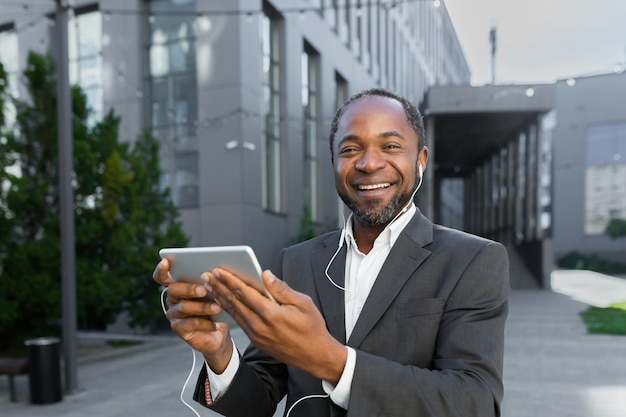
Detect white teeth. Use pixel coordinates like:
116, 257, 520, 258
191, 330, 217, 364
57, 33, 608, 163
357, 183, 390, 190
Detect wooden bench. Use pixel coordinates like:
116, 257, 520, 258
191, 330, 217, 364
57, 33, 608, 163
0, 358, 28, 402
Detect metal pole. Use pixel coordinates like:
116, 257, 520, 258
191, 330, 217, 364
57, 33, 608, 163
489, 24, 497, 84
55, 0, 78, 394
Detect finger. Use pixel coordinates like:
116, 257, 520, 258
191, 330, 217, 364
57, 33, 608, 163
170, 317, 228, 348
153, 258, 174, 286
166, 298, 223, 319
166, 281, 208, 304
170, 316, 219, 335
208, 269, 261, 325
262, 270, 303, 306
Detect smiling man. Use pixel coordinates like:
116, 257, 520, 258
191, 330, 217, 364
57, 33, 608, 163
154, 88, 510, 417
331, 89, 429, 251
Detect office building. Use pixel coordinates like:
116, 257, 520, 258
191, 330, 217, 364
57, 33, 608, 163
0, 0, 469, 267
551, 71, 626, 263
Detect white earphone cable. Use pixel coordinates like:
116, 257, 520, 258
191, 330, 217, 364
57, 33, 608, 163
157, 167, 424, 415
160, 287, 202, 417
285, 393, 330, 417
325, 167, 423, 294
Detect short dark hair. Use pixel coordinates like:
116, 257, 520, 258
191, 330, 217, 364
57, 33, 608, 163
329, 88, 426, 158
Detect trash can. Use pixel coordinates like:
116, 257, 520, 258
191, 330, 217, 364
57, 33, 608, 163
24, 337, 63, 404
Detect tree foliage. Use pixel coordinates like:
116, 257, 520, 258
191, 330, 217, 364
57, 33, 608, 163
0, 52, 188, 353
605, 218, 626, 239
293, 204, 317, 244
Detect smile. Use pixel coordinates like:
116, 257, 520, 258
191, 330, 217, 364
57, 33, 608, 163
356, 183, 391, 190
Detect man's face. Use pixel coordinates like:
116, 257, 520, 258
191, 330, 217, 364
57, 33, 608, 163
332, 96, 426, 228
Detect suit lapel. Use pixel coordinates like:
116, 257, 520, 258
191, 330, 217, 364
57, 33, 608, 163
312, 233, 347, 343
347, 210, 434, 348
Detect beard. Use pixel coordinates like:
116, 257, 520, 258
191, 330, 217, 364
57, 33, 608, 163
338, 175, 418, 227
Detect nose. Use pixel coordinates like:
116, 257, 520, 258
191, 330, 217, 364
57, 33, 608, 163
355, 148, 386, 172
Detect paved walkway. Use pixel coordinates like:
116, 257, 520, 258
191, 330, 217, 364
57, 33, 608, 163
502, 286, 626, 417
1, 270, 625, 417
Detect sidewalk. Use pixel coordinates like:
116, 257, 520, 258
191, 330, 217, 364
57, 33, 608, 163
502, 287, 626, 417
0, 327, 272, 417
2, 270, 625, 417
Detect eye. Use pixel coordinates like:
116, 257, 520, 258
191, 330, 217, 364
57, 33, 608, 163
339, 145, 359, 155
383, 143, 402, 151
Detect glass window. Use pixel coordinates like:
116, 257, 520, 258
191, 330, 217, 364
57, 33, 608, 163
587, 122, 626, 166
146, 0, 198, 208
585, 121, 626, 234
334, 72, 348, 227
68, 8, 103, 125
324, 0, 338, 31
354, 0, 362, 60
0, 24, 19, 127
149, 29, 169, 77
175, 151, 199, 208
302, 43, 320, 221
261, 4, 283, 213
342, 0, 351, 46
378, 6, 387, 85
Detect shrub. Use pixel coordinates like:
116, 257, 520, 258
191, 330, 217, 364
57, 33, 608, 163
557, 251, 626, 275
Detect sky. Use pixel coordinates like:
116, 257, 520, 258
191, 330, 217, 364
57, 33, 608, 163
444, 0, 626, 85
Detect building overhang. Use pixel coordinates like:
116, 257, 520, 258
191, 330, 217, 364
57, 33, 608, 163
422, 83, 556, 177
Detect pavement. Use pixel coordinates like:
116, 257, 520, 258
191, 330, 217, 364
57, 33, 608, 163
2, 270, 626, 417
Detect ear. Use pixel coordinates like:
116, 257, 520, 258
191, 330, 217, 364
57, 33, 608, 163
417, 146, 429, 176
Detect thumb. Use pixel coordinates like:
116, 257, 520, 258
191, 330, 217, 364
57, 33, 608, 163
262, 270, 297, 305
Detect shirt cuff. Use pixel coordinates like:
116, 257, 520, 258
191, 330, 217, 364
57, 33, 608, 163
206, 338, 240, 401
321, 346, 355, 410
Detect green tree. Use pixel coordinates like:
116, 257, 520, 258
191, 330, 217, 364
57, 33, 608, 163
0, 52, 187, 353
293, 204, 317, 244
606, 218, 626, 239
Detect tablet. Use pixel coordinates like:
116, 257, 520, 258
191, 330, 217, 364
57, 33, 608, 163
158, 245, 272, 301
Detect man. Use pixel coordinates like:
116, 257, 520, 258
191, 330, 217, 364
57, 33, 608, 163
154, 88, 509, 417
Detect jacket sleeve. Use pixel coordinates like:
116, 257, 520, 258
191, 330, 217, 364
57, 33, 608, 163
347, 241, 509, 417
193, 349, 288, 417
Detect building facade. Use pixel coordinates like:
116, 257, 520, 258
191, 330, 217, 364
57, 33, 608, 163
552, 72, 626, 262
424, 70, 626, 285
424, 83, 556, 287
0, 0, 469, 268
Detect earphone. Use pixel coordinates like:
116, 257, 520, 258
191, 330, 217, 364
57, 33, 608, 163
326, 163, 424, 292
160, 164, 425, 416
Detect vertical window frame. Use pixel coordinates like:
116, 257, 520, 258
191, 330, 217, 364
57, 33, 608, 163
261, 3, 284, 213
302, 42, 320, 222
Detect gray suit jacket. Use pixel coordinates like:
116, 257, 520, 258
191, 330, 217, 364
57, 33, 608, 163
194, 209, 510, 417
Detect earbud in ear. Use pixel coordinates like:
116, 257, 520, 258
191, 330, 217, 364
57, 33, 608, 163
419, 164, 423, 178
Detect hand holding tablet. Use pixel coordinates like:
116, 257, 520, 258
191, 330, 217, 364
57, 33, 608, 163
158, 245, 273, 302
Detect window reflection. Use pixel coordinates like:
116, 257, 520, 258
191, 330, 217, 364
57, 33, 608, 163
585, 121, 626, 234
302, 43, 320, 221
175, 151, 199, 208
68, 8, 103, 125
146, 0, 198, 208
0, 25, 19, 127
261, 4, 283, 213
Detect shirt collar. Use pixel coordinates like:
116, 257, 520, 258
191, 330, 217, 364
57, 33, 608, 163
344, 203, 416, 251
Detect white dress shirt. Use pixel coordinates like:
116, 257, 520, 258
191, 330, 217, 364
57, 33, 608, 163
207, 204, 417, 410
321, 204, 416, 408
